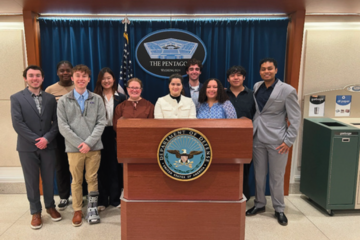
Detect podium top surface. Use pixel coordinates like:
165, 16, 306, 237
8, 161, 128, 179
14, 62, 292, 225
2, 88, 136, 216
116, 118, 253, 129
116, 119, 253, 164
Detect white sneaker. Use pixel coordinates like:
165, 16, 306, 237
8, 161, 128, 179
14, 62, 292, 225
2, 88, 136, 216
58, 199, 69, 211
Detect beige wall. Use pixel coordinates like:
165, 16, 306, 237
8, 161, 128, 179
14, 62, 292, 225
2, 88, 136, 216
291, 16, 360, 183
302, 29, 360, 95
0, 18, 26, 167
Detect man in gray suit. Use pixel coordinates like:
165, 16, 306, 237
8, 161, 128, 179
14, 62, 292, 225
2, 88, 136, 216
11, 65, 62, 230
246, 58, 301, 226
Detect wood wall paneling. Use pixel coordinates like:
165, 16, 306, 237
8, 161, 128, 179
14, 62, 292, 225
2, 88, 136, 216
284, 10, 305, 195
23, 10, 40, 66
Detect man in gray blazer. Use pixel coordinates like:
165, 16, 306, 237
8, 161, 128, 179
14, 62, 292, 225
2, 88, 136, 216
10, 65, 62, 229
246, 58, 301, 226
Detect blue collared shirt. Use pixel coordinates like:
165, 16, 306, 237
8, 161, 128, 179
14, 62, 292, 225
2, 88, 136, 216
74, 89, 89, 113
196, 100, 237, 119
189, 83, 200, 107
255, 79, 279, 112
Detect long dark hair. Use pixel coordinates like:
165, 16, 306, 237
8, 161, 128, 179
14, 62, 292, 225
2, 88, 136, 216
198, 78, 228, 104
94, 67, 118, 119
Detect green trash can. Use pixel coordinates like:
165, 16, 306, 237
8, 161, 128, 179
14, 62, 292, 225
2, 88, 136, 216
300, 118, 360, 216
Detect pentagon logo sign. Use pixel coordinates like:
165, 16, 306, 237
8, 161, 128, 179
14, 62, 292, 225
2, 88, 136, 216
157, 128, 212, 181
136, 29, 207, 79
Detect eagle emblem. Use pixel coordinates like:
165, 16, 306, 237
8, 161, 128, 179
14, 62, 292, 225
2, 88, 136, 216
167, 149, 203, 168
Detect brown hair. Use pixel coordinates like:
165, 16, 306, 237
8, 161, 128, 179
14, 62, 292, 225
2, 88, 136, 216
23, 65, 44, 78
185, 58, 203, 71
127, 78, 143, 89
72, 64, 91, 76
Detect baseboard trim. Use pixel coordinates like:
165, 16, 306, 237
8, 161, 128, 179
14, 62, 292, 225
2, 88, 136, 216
0, 182, 26, 193
0, 167, 24, 182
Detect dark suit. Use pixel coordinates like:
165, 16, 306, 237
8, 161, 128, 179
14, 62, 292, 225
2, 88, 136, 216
98, 93, 126, 207
11, 88, 58, 214
183, 81, 203, 98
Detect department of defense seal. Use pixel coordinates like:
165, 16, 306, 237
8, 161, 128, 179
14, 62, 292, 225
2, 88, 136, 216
157, 128, 212, 181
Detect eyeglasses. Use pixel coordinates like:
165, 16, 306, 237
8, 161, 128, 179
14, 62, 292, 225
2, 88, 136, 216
127, 87, 141, 90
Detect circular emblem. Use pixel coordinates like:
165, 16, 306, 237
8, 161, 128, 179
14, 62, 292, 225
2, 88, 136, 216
135, 29, 207, 79
157, 128, 212, 181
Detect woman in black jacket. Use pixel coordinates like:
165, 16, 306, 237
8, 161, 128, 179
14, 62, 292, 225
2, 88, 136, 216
94, 67, 126, 210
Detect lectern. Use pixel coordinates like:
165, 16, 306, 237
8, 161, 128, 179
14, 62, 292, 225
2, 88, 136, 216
117, 119, 253, 240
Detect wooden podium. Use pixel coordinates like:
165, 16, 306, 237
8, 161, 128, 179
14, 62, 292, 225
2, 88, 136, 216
117, 119, 253, 240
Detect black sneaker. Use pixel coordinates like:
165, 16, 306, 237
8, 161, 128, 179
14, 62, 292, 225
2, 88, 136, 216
58, 199, 69, 211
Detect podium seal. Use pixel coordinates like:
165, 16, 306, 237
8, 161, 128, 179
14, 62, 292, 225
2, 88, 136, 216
157, 128, 212, 181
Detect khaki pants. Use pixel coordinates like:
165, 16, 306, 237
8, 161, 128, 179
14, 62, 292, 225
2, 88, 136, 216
68, 151, 101, 211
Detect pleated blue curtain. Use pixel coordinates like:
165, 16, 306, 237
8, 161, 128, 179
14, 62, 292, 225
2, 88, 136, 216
39, 19, 124, 90
39, 18, 288, 104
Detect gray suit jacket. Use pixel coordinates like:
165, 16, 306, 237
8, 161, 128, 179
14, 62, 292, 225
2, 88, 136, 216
253, 80, 301, 147
11, 88, 58, 152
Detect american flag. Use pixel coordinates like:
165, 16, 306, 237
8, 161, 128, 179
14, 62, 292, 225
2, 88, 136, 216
118, 31, 133, 95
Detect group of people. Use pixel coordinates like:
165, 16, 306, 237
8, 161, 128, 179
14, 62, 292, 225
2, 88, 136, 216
10, 57, 300, 230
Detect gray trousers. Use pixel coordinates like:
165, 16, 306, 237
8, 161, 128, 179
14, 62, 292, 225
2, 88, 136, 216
253, 134, 288, 212
18, 149, 56, 215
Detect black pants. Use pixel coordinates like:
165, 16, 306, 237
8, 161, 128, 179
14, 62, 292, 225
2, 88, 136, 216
55, 133, 71, 200
243, 163, 250, 201
55, 133, 88, 199
98, 127, 123, 207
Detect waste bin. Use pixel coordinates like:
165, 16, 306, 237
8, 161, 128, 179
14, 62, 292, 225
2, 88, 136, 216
300, 118, 360, 215
333, 118, 360, 209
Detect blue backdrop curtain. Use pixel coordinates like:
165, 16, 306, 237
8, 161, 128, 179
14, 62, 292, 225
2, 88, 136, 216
39, 18, 288, 104
39, 17, 289, 197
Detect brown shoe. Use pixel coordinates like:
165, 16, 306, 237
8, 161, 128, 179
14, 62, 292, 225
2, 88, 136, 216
31, 213, 42, 230
72, 210, 83, 227
46, 207, 62, 221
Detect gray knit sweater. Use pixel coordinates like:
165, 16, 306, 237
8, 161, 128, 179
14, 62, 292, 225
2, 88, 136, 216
57, 90, 106, 153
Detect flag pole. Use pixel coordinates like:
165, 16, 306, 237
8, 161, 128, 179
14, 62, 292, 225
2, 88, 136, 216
118, 16, 133, 96
122, 16, 130, 33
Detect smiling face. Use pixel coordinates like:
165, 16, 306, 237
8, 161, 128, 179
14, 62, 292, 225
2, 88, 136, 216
259, 61, 278, 83
72, 71, 90, 91
227, 72, 245, 88
57, 63, 72, 84
127, 80, 142, 100
101, 72, 114, 90
206, 80, 218, 100
24, 69, 44, 91
169, 78, 183, 97
186, 64, 201, 82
